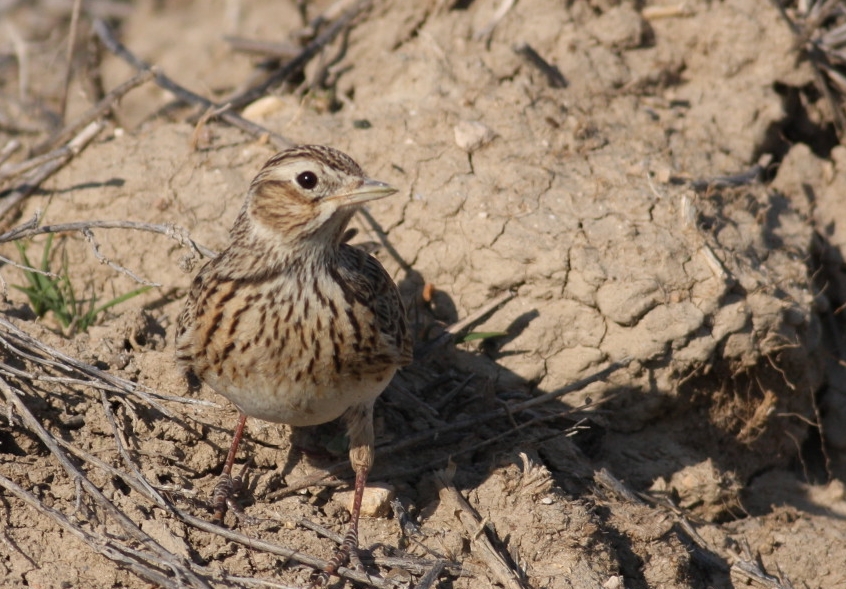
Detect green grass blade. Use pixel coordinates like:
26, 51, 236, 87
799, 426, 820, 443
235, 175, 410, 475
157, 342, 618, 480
460, 331, 509, 342
91, 286, 152, 317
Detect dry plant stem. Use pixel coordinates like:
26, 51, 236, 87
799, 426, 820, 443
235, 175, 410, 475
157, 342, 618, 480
47, 434, 340, 581
0, 315, 213, 410
768, 0, 846, 136
191, 103, 232, 151
729, 544, 796, 589
297, 513, 465, 576
0, 217, 217, 259
0, 120, 105, 221
435, 465, 527, 589
1, 142, 91, 181
59, 0, 84, 122
383, 358, 630, 458
475, 0, 517, 42
415, 560, 447, 589
100, 390, 172, 511
270, 358, 630, 499
597, 468, 797, 587
219, 577, 300, 589
594, 467, 645, 505
0, 139, 21, 165
172, 508, 396, 588
309, 0, 362, 27
225, 0, 373, 111
92, 19, 294, 150
415, 290, 516, 359
6, 22, 28, 103
0, 473, 179, 588
54, 432, 457, 584
430, 373, 474, 411
81, 227, 160, 286
810, 54, 846, 136
0, 377, 212, 589
223, 36, 301, 59
32, 69, 155, 156
0, 252, 57, 277
377, 408, 600, 485
4, 439, 317, 589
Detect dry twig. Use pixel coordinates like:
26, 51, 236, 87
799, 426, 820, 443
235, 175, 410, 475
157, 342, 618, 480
269, 358, 630, 498
0, 377, 212, 588
225, 0, 373, 111
59, 0, 84, 122
92, 19, 294, 150
434, 463, 528, 589
0, 216, 217, 260
32, 68, 155, 156
0, 140, 21, 166
0, 315, 213, 412
0, 120, 105, 221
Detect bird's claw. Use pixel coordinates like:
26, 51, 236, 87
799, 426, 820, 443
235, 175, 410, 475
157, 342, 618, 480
212, 463, 252, 524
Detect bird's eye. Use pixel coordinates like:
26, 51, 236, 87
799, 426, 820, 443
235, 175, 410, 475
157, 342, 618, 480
296, 171, 318, 190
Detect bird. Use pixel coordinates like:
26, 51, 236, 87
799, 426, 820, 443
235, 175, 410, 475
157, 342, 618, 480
174, 144, 412, 582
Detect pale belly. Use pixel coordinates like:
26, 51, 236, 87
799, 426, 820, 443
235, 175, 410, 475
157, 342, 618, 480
203, 366, 395, 426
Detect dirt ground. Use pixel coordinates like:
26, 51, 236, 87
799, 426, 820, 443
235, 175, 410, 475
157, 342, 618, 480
1, 0, 846, 587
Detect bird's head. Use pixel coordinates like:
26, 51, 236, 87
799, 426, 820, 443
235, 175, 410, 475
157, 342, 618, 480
245, 145, 397, 248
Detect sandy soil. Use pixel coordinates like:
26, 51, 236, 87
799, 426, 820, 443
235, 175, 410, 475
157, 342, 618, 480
1, 0, 846, 587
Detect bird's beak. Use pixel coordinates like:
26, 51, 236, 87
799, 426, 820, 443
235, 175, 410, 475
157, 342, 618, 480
328, 178, 398, 207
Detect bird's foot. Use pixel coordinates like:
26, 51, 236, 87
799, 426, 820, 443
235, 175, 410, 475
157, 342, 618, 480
212, 464, 252, 524
312, 534, 361, 587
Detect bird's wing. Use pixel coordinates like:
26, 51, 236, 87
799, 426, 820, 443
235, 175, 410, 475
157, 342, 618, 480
339, 244, 413, 367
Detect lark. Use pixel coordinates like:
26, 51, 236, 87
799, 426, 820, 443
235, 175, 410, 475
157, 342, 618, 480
175, 145, 412, 580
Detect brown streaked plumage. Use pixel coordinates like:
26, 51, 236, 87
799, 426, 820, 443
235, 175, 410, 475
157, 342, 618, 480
175, 145, 411, 582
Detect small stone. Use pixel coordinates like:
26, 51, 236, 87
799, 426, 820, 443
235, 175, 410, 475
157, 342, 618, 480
454, 120, 496, 153
334, 483, 395, 518
242, 95, 290, 121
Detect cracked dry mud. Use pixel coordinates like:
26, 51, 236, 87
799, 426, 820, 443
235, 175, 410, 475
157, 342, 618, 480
1, 1, 846, 588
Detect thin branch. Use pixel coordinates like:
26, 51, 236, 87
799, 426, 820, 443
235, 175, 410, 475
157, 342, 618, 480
0, 377, 212, 588
0, 139, 21, 166
81, 227, 160, 286
0, 143, 88, 182
0, 315, 216, 410
6, 22, 29, 103
0, 120, 106, 221
0, 473, 179, 587
100, 390, 172, 510
223, 36, 301, 59
0, 217, 217, 260
224, 0, 373, 111
435, 464, 527, 589
0, 252, 58, 277
92, 19, 294, 151
169, 507, 398, 588
269, 359, 631, 497
190, 103, 232, 151
32, 69, 155, 156
59, 0, 84, 122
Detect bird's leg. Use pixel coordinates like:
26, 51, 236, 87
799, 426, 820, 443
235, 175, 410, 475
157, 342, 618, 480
314, 403, 374, 586
212, 412, 248, 523
317, 463, 369, 585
